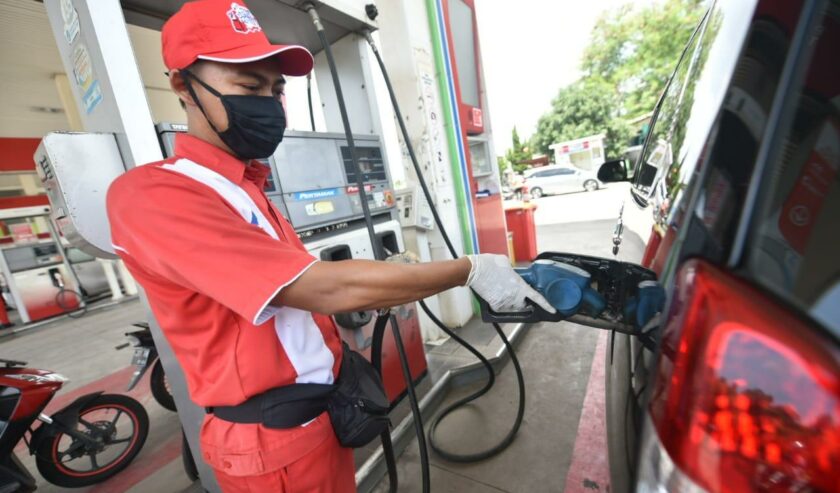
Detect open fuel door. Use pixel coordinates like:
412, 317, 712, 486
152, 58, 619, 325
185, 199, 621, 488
478, 252, 662, 350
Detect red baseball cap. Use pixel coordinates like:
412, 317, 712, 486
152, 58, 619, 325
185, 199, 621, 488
161, 0, 314, 76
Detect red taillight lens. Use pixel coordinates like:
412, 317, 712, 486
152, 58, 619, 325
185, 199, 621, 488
649, 260, 840, 493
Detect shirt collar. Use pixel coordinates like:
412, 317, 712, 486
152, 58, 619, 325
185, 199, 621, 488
174, 133, 271, 189
244, 160, 272, 190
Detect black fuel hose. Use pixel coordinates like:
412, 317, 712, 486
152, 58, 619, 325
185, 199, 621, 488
306, 73, 316, 132
54, 287, 87, 318
305, 7, 430, 492
363, 33, 527, 462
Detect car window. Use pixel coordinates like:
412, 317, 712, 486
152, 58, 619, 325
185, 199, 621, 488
631, 0, 760, 231
628, 0, 819, 289
656, 0, 825, 286
558, 169, 575, 175
631, 11, 706, 204
744, 6, 840, 335
666, 0, 804, 269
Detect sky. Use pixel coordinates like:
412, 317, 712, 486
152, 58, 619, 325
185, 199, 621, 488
474, 0, 656, 156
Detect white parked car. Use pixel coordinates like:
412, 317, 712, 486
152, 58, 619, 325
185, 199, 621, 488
522, 166, 602, 198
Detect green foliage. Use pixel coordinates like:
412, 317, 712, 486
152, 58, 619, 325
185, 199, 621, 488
497, 155, 510, 175
582, 0, 705, 118
532, 78, 632, 158
529, 0, 705, 160
499, 127, 533, 174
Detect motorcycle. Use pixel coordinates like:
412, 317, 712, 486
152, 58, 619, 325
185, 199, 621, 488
116, 323, 176, 412
0, 358, 148, 490
117, 324, 199, 482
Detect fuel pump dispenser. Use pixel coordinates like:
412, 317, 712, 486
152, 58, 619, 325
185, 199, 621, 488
0, 204, 84, 324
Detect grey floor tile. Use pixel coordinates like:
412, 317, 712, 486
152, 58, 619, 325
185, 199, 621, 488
373, 458, 511, 493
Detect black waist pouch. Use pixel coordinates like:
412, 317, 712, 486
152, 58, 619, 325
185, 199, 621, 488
210, 383, 333, 427
327, 343, 391, 448
209, 344, 389, 448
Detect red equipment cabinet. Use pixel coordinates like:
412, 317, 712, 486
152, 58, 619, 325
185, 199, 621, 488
474, 194, 509, 255
504, 202, 538, 263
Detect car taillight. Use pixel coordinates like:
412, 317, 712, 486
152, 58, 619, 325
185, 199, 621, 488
639, 260, 839, 493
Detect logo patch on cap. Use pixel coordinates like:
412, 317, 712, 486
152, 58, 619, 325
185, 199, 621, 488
227, 3, 261, 34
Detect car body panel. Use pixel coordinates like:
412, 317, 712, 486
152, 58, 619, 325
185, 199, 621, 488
523, 166, 600, 196
605, 0, 840, 491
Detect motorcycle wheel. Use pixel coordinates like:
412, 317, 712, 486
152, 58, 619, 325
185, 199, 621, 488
150, 359, 177, 412
35, 394, 149, 488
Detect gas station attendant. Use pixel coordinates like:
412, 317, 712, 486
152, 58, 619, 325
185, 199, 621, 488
105, 1, 553, 491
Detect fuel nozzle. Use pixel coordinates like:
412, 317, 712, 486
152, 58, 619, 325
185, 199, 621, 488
516, 260, 606, 318
623, 280, 666, 329
612, 203, 625, 257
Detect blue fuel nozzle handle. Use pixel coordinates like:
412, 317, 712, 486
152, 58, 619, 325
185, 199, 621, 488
580, 288, 607, 316
515, 259, 590, 291
624, 280, 666, 329
543, 278, 583, 317
514, 267, 537, 287
516, 260, 606, 318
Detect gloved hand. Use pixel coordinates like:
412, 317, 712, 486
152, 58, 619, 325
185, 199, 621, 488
465, 254, 557, 314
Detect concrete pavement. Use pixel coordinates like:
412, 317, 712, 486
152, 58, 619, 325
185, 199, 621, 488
533, 183, 653, 246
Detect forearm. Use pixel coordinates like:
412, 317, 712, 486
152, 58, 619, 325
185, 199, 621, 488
274, 258, 471, 314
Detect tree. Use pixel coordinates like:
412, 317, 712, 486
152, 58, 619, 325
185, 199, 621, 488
532, 78, 632, 159
497, 155, 511, 177
502, 127, 532, 174
530, 0, 705, 159
582, 0, 705, 118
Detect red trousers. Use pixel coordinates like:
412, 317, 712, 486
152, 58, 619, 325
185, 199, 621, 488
212, 430, 355, 493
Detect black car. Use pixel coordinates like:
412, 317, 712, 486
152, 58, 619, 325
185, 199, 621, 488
599, 0, 840, 491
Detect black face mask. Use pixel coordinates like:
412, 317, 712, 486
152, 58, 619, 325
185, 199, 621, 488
182, 69, 286, 160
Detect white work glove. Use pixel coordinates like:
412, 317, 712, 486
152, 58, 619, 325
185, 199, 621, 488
465, 254, 556, 314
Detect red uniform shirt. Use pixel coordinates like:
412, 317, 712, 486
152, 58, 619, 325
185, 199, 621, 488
107, 133, 343, 475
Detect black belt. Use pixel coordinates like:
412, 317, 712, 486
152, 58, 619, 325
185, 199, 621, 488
206, 383, 334, 428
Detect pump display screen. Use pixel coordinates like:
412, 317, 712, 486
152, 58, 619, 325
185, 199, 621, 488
32, 245, 59, 257
341, 146, 387, 183
449, 0, 480, 108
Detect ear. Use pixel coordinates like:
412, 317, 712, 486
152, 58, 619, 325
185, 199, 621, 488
169, 69, 195, 108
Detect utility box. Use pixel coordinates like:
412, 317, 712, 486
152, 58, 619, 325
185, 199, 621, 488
504, 202, 538, 263
395, 186, 435, 231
